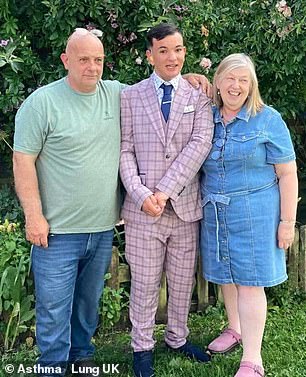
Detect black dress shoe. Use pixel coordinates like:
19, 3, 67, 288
166, 340, 211, 363
133, 350, 155, 377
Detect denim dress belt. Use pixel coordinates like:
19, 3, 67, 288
201, 179, 278, 262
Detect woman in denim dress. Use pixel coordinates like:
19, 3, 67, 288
200, 54, 298, 377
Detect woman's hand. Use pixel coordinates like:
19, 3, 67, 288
277, 221, 295, 249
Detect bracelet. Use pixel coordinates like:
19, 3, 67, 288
280, 219, 296, 224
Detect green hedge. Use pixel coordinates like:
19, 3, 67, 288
1, 0, 305, 176
0, 0, 306, 163
1, 1, 305, 168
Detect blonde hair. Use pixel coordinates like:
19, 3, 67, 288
213, 53, 264, 116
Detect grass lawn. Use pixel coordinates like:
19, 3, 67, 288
1, 289, 306, 377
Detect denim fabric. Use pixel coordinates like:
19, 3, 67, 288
200, 105, 295, 287
31, 230, 114, 376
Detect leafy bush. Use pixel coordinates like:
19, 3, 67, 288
100, 273, 129, 330
0, 219, 34, 351
0, 184, 24, 224
266, 280, 306, 308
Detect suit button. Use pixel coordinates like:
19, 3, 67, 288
165, 154, 171, 159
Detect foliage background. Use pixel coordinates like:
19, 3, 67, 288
0, 0, 306, 173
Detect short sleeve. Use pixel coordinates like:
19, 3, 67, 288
107, 79, 127, 93
119, 81, 128, 91
14, 94, 47, 156
265, 110, 295, 164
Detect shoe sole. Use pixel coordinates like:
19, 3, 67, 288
208, 340, 241, 355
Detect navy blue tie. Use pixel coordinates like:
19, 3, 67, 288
161, 83, 173, 122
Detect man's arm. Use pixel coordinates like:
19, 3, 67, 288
119, 90, 162, 217
13, 151, 49, 247
155, 92, 214, 201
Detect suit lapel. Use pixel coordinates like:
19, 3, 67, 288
138, 78, 166, 145
167, 78, 192, 144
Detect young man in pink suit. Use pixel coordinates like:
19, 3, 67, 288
120, 23, 214, 377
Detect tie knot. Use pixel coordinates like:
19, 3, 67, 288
161, 83, 173, 95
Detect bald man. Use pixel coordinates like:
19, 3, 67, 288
13, 29, 125, 376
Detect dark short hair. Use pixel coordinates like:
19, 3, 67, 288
146, 23, 182, 49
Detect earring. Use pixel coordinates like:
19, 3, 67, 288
217, 90, 220, 95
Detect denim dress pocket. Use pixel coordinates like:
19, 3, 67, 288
226, 133, 260, 160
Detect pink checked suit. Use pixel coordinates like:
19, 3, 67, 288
120, 75, 213, 351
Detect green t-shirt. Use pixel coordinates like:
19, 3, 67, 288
14, 78, 125, 233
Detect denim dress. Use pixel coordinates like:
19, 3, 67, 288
200, 105, 296, 287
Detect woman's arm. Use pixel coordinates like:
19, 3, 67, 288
274, 160, 298, 249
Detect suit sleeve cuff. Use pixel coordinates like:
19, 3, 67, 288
155, 182, 184, 202
131, 186, 153, 210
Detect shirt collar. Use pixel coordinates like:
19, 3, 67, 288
151, 71, 181, 92
213, 105, 251, 123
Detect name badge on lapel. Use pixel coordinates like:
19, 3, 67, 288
183, 105, 195, 113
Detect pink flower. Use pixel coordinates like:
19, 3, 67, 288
282, 6, 292, 17
276, 1, 292, 18
117, 33, 128, 44
86, 23, 96, 31
199, 57, 212, 70
0, 39, 9, 47
173, 4, 188, 12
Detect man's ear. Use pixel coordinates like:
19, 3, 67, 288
146, 49, 154, 66
60, 53, 69, 69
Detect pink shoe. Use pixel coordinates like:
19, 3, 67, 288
234, 361, 264, 377
207, 328, 241, 353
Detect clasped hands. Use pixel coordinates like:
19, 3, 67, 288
142, 191, 169, 217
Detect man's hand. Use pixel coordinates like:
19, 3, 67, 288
154, 191, 169, 210
142, 195, 163, 217
25, 214, 50, 248
182, 73, 212, 97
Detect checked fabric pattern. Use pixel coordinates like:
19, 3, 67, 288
119, 75, 214, 352
120, 76, 214, 224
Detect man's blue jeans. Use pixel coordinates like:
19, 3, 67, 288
31, 230, 114, 374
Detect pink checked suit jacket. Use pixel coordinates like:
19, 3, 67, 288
120, 76, 213, 224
